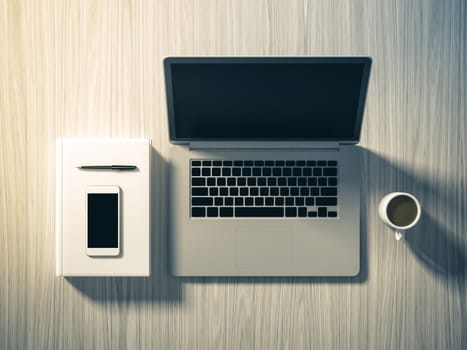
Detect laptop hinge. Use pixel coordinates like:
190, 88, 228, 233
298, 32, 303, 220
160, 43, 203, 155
188, 141, 340, 150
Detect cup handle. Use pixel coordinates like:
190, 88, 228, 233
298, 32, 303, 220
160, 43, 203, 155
395, 231, 403, 241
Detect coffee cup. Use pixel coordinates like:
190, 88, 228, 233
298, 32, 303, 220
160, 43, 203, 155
378, 192, 421, 240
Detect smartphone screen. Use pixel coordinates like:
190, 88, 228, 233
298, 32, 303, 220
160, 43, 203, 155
87, 193, 119, 248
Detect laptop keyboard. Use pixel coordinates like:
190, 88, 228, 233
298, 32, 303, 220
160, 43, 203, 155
190, 160, 338, 218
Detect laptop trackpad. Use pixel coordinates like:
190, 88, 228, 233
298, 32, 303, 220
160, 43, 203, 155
235, 227, 293, 268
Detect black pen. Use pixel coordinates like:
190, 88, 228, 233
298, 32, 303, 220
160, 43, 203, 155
76, 165, 138, 171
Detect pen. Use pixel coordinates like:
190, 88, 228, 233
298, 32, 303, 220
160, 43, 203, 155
76, 165, 138, 171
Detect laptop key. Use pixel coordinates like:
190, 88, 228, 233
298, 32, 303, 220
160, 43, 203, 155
202, 168, 210, 176
245, 197, 254, 206
323, 167, 338, 176
222, 168, 231, 176
192, 161, 201, 166
207, 177, 216, 186
265, 197, 274, 206
225, 197, 234, 206
207, 207, 218, 217
244, 161, 253, 166
230, 188, 239, 196
308, 177, 317, 186
250, 187, 259, 196
328, 161, 337, 166
215, 197, 223, 206
220, 187, 228, 196
298, 177, 307, 186
233, 161, 243, 166
212, 168, 221, 176
255, 197, 264, 206
192, 207, 205, 217
328, 211, 338, 217
262, 168, 272, 176
192, 178, 205, 186
252, 168, 262, 176
270, 187, 279, 196
258, 177, 267, 186
209, 188, 218, 196
220, 207, 233, 217
192, 168, 200, 176
192, 187, 208, 196
213, 160, 222, 166
296, 197, 304, 206
235, 207, 284, 217
318, 207, 327, 217
298, 207, 307, 217
308, 211, 317, 217
317, 161, 326, 166
285, 197, 294, 206
275, 197, 284, 206
237, 177, 246, 186
316, 197, 337, 206
310, 187, 319, 196
296, 161, 305, 166
217, 178, 226, 186
278, 177, 287, 186
235, 197, 243, 206
254, 160, 264, 166
232, 168, 241, 176
227, 178, 236, 186
321, 187, 337, 196
286, 207, 297, 217
192, 197, 213, 206
328, 177, 337, 186
242, 168, 251, 176
305, 197, 314, 206
202, 160, 211, 166
223, 161, 232, 166
265, 161, 274, 166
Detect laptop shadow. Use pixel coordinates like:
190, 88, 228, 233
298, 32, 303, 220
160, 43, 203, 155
66, 147, 183, 303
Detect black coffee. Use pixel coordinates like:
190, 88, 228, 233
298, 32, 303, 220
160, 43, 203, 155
387, 195, 418, 227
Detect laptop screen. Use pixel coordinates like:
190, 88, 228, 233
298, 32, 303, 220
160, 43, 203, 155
164, 57, 371, 141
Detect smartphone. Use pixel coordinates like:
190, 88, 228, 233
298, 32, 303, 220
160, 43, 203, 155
86, 185, 120, 256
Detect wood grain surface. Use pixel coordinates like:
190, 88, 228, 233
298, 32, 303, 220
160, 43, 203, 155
0, 0, 466, 349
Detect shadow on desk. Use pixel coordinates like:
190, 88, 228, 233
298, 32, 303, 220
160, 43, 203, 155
362, 149, 466, 290
66, 148, 466, 301
67, 147, 183, 303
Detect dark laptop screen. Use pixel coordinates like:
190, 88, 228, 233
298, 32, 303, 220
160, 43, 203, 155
165, 58, 371, 141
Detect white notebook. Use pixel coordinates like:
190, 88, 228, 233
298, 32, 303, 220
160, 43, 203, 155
56, 139, 151, 276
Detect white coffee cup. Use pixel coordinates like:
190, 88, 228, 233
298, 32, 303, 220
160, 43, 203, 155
378, 192, 421, 240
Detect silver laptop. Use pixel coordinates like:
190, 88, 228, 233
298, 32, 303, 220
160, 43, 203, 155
164, 57, 372, 276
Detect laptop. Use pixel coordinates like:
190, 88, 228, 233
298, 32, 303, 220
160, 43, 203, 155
164, 57, 372, 276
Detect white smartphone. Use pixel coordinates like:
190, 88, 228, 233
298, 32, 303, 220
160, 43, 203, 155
86, 185, 120, 256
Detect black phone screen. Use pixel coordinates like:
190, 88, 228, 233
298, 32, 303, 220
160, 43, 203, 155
87, 193, 118, 248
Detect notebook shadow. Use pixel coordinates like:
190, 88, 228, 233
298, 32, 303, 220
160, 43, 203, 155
66, 146, 183, 303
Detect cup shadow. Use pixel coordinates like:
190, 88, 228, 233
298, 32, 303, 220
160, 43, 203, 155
363, 149, 467, 286
66, 146, 183, 303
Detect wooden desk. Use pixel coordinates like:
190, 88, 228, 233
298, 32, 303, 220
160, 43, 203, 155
1, 0, 465, 349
